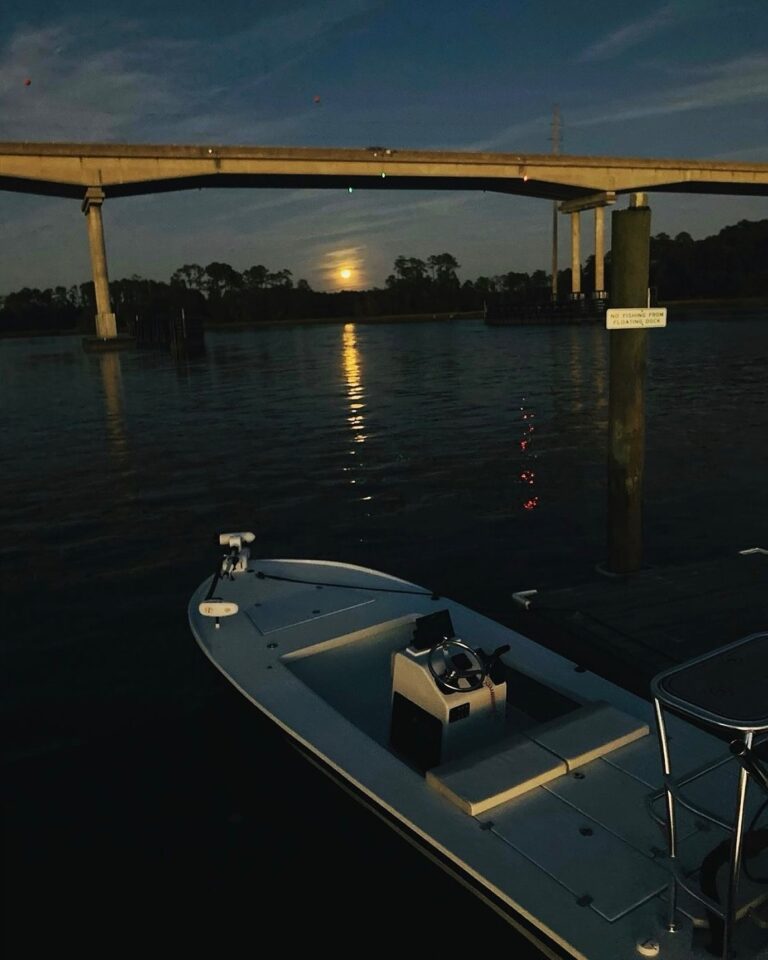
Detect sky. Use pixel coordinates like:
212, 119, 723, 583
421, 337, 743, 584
1, 0, 767, 293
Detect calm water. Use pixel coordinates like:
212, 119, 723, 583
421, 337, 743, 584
3, 315, 767, 952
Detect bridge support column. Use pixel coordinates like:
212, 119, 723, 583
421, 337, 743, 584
558, 192, 615, 303
594, 205, 606, 295
606, 193, 651, 575
570, 212, 581, 296
551, 202, 559, 301
82, 187, 116, 340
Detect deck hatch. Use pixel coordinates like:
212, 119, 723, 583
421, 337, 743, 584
544, 759, 701, 858
483, 790, 667, 921
245, 586, 375, 633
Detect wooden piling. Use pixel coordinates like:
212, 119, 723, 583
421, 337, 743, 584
607, 197, 651, 575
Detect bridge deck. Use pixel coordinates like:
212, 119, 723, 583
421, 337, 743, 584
2, 142, 767, 200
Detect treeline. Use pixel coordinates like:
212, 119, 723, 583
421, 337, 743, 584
649, 219, 768, 299
2, 219, 767, 335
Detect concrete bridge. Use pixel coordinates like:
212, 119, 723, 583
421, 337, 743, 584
2, 141, 768, 339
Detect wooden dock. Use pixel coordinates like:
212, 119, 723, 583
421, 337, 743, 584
512, 549, 768, 699
484, 294, 607, 325
132, 312, 206, 356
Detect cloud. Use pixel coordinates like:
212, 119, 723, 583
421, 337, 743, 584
708, 143, 768, 161
571, 53, 768, 129
272, 192, 477, 249
318, 243, 368, 287
0, 4, 381, 143
457, 115, 554, 153
0, 22, 190, 140
226, 0, 380, 69
576, 3, 682, 62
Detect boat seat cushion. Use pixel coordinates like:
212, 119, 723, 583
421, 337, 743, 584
527, 701, 649, 771
426, 735, 567, 815
426, 701, 649, 815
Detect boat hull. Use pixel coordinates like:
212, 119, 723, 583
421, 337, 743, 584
189, 557, 764, 959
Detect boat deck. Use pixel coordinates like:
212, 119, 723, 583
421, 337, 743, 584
476, 734, 767, 930
190, 558, 768, 959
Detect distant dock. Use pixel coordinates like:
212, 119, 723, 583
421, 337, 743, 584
132, 312, 206, 356
485, 295, 608, 326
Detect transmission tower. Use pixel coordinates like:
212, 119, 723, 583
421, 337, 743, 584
551, 105, 562, 301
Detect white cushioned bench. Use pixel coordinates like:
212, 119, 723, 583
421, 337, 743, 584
426, 701, 649, 816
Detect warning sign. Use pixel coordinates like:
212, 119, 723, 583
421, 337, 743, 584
606, 308, 667, 329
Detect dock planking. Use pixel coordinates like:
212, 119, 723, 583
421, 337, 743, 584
513, 550, 768, 699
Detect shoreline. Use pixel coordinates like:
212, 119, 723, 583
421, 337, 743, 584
0, 310, 484, 339
1, 299, 766, 340
205, 309, 484, 330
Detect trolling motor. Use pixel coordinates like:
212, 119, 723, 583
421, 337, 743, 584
198, 531, 255, 627
217, 531, 255, 576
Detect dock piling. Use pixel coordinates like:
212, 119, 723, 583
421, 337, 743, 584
607, 194, 651, 575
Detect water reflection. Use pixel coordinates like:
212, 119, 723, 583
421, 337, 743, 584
342, 323, 367, 445
98, 351, 128, 467
566, 327, 608, 419
567, 328, 585, 414
341, 324, 372, 502
518, 397, 539, 511
591, 327, 608, 426
563, 326, 607, 415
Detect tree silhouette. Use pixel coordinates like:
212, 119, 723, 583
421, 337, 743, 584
242, 265, 269, 289
427, 253, 460, 283
170, 264, 206, 291
203, 262, 242, 298
3, 222, 768, 335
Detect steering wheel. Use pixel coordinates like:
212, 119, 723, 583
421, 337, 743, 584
428, 637, 488, 693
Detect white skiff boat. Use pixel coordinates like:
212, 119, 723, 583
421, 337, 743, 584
189, 533, 768, 960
